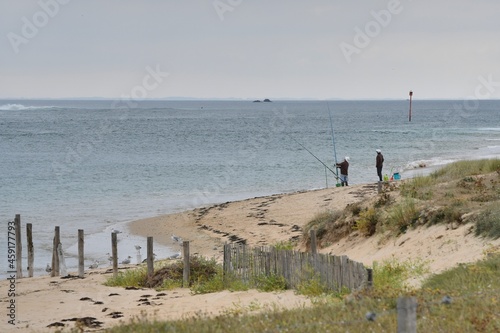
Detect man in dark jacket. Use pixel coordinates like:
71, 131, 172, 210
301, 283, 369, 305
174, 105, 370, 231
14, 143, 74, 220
336, 156, 349, 186
376, 149, 384, 181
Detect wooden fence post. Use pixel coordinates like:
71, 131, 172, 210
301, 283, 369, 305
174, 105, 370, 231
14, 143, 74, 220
310, 229, 317, 255
223, 243, 230, 283
397, 296, 417, 333
51, 226, 60, 277
57, 243, 67, 277
182, 240, 190, 287
111, 232, 118, 277
377, 181, 382, 193
78, 229, 84, 278
15, 214, 22, 278
366, 268, 373, 289
147, 236, 154, 278
27, 222, 34, 278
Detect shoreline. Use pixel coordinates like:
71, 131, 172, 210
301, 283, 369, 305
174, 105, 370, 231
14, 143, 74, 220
128, 183, 378, 261
3, 177, 500, 332
128, 176, 500, 276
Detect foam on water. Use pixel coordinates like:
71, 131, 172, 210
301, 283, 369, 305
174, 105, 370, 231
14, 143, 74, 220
0, 103, 61, 111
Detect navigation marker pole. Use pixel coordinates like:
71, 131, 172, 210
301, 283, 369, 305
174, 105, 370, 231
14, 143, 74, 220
408, 90, 413, 122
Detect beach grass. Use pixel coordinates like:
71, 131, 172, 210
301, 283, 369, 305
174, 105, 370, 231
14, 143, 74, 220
104, 254, 500, 333
102, 159, 500, 332
369, 159, 499, 238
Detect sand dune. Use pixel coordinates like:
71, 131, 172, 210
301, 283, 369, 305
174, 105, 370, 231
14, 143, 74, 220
2, 182, 498, 332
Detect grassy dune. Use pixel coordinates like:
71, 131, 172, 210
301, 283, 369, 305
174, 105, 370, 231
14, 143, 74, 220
103, 159, 500, 333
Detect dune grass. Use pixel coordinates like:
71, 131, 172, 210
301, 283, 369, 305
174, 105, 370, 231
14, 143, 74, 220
102, 254, 500, 333
101, 159, 500, 332
430, 158, 500, 182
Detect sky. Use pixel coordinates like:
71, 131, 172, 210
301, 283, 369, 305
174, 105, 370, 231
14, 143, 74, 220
1, 0, 500, 100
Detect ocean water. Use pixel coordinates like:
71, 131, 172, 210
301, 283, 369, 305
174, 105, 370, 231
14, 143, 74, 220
1, 99, 499, 277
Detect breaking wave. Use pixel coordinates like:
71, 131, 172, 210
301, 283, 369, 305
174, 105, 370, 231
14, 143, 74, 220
0, 103, 60, 111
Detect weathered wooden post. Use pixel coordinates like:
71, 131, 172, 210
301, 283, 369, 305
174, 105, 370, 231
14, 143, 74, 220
397, 296, 417, 333
57, 243, 67, 277
147, 236, 154, 278
15, 214, 23, 278
366, 268, 373, 290
310, 229, 317, 255
51, 226, 60, 277
377, 181, 382, 194
182, 240, 190, 287
27, 222, 34, 278
78, 229, 84, 278
223, 243, 230, 283
111, 232, 118, 278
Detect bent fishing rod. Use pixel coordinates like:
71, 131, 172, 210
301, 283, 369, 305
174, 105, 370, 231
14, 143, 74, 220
287, 134, 339, 180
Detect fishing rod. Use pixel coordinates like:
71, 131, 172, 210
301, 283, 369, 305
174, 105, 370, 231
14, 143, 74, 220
327, 103, 340, 183
287, 134, 339, 180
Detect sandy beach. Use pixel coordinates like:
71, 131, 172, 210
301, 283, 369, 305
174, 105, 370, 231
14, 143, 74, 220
2, 182, 499, 332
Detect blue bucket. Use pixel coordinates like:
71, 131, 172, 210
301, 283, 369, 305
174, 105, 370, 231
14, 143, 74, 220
393, 172, 401, 180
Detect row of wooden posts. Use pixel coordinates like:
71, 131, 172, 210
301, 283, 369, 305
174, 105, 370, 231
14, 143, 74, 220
12, 214, 192, 286
13, 214, 421, 332
13, 213, 366, 290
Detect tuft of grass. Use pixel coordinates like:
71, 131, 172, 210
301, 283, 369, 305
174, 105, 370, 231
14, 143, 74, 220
295, 274, 332, 297
372, 257, 429, 294
273, 240, 295, 251
474, 205, 500, 239
346, 202, 363, 216
429, 206, 463, 225
355, 208, 379, 236
253, 273, 287, 292
105, 266, 148, 288
400, 175, 435, 199
106, 256, 221, 291
386, 198, 419, 234
303, 210, 342, 246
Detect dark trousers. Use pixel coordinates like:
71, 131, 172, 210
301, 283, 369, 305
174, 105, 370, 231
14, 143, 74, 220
377, 167, 383, 181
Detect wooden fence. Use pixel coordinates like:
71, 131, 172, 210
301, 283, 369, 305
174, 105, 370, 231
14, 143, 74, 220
223, 244, 370, 292
10, 214, 160, 280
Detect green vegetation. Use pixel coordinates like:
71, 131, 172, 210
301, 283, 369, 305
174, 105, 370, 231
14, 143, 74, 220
103, 254, 500, 333
105, 256, 220, 291
386, 198, 419, 234
273, 240, 295, 251
99, 160, 500, 332
431, 158, 500, 181
104, 266, 147, 288
303, 159, 500, 245
475, 204, 500, 239
355, 207, 379, 236
372, 257, 429, 293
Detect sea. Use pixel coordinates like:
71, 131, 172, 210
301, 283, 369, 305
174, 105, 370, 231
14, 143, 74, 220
1, 99, 499, 277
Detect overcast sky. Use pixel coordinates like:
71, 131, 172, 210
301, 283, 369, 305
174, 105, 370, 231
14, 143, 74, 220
1, 0, 500, 100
